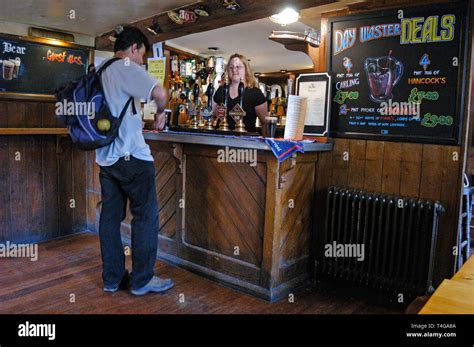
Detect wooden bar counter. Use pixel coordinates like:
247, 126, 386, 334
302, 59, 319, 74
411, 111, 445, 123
120, 131, 332, 302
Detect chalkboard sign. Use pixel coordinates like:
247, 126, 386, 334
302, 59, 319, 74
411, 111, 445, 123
328, 1, 469, 145
0, 34, 90, 100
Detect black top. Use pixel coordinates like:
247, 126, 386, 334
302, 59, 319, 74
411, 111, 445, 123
213, 86, 266, 132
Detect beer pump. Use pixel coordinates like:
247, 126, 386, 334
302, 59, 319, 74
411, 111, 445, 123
229, 78, 247, 133
189, 82, 200, 129
201, 83, 215, 130
217, 74, 230, 131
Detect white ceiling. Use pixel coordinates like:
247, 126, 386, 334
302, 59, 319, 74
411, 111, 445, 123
167, 0, 363, 73
0, 0, 198, 36
0, 0, 363, 72
168, 18, 314, 74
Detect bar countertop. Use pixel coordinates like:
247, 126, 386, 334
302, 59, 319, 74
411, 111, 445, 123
143, 130, 333, 152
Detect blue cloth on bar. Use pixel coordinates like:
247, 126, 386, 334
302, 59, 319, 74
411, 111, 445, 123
144, 130, 305, 162
264, 138, 304, 162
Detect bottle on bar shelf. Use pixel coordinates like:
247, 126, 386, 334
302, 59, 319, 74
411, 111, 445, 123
178, 84, 189, 126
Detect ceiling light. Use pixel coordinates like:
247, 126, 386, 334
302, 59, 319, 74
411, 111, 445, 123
208, 47, 219, 51
269, 8, 299, 26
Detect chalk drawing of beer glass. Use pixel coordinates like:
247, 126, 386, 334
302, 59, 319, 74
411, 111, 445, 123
364, 56, 403, 103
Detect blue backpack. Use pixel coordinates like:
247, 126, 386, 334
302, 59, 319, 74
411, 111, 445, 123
55, 57, 136, 150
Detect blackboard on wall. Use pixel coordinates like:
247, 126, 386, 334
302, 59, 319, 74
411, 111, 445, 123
0, 34, 90, 100
328, 1, 469, 145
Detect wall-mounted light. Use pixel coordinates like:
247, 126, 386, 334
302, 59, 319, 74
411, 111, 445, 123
269, 8, 299, 26
254, 72, 261, 77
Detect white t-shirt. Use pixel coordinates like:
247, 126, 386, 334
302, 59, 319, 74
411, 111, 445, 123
95, 58, 158, 166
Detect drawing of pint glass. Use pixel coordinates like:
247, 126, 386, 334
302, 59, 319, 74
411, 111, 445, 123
13, 58, 21, 78
2, 59, 15, 80
364, 56, 403, 103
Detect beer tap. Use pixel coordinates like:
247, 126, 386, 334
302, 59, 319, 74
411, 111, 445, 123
189, 81, 200, 129
232, 78, 247, 133
207, 83, 214, 109
238, 78, 244, 108
222, 75, 229, 107
202, 82, 215, 130
217, 74, 230, 131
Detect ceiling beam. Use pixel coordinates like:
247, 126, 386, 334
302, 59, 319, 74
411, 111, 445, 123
95, 0, 337, 51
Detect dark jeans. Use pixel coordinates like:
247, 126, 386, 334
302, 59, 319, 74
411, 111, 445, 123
98, 156, 158, 290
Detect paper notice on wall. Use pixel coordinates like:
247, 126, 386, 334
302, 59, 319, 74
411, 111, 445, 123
147, 57, 166, 86
298, 81, 326, 126
153, 42, 163, 58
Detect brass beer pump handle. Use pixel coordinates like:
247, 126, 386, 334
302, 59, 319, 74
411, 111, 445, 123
217, 75, 230, 131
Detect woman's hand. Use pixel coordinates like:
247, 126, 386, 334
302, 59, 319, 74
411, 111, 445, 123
152, 111, 166, 130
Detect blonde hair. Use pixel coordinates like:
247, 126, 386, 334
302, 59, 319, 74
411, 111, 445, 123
227, 53, 258, 88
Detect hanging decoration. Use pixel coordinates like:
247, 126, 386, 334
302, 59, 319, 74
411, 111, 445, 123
179, 9, 198, 23
194, 5, 210, 17
168, 10, 183, 24
223, 0, 240, 11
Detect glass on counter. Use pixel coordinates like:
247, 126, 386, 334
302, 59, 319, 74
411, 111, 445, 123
263, 116, 278, 138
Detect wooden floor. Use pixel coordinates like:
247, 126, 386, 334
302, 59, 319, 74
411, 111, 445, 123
0, 233, 404, 314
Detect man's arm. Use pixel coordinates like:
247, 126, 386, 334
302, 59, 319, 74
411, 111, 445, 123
151, 85, 168, 130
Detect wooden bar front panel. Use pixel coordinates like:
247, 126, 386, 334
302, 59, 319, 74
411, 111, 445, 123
114, 141, 321, 301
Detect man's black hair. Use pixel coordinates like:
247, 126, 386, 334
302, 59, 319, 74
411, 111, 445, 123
114, 26, 150, 53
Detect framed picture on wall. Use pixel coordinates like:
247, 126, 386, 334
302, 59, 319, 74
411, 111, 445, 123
296, 72, 331, 137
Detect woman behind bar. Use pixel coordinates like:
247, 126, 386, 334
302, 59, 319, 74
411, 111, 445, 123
212, 53, 267, 132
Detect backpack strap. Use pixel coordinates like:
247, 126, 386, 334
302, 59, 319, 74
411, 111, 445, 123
118, 97, 134, 121
99, 57, 138, 118
97, 57, 121, 75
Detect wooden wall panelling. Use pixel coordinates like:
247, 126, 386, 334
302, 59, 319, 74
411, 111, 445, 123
8, 102, 28, 242
0, 99, 89, 243
0, 102, 11, 242
381, 142, 402, 195
57, 136, 74, 237
72, 145, 88, 234
419, 145, 444, 201
399, 143, 422, 197
437, 146, 463, 281
347, 140, 366, 190
25, 102, 46, 242
41, 103, 60, 239
331, 138, 350, 187
363, 140, 384, 192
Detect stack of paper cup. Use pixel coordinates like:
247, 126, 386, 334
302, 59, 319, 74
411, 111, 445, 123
284, 95, 307, 140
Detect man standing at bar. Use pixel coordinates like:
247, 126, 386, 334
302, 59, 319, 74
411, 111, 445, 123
96, 26, 174, 295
